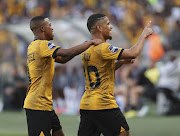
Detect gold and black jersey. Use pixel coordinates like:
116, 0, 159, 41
24, 40, 60, 111
80, 43, 124, 110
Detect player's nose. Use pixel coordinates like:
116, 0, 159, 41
110, 24, 113, 29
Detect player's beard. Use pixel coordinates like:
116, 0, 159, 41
109, 36, 112, 40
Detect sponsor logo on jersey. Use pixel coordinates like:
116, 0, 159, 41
47, 42, 56, 49
109, 45, 119, 53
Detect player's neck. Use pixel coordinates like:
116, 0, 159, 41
34, 34, 47, 41
91, 34, 106, 42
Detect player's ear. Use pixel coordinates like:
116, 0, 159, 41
40, 25, 45, 32
97, 25, 102, 32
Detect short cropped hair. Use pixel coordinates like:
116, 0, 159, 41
30, 16, 46, 31
87, 13, 107, 32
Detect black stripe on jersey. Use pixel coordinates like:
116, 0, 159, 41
117, 48, 124, 60
52, 47, 60, 59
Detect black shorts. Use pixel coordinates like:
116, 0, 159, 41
78, 108, 129, 136
25, 109, 62, 136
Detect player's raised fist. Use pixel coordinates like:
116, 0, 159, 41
142, 21, 153, 38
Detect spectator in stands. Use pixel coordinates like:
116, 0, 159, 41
2, 64, 27, 110
168, 20, 180, 50
117, 59, 157, 118
157, 51, 180, 115
53, 65, 69, 114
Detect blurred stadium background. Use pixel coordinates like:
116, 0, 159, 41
0, 0, 180, 136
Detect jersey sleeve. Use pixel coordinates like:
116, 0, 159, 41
101, 43, 124, 60
40, 41, 60, 58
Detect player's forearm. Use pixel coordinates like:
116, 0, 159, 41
119, 35, 147, 59
55, 56, 74, 64
115, 59, 134, 70
129, 34, 146, 58
68, 41, 93, 57
120, 21, 152, 59
55, 41, 93, 57
115, 61, 123, 71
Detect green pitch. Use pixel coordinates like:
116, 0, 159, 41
0, 109, 180, 136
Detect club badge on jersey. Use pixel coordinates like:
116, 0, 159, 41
47, 42, 56, 49
109, 45, 119, 53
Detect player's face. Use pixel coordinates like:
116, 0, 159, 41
101, 17, 113, 40
43, 18, 54, 40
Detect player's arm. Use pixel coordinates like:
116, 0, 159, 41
115, 59, 135, 70
119, 21, 153, 59
54, 39, 103, 61
55, 56, 74, 64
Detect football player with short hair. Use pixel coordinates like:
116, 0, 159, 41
78, 13, 153, 136
24, 16, 103, 136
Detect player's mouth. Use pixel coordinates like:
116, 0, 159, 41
109, 29, 112, 35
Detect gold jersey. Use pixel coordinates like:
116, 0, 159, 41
80, 43, 124, 110
24, 40, 60, 111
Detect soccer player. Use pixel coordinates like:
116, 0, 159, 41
23, 16, 103, 136
78, 13, 153, 136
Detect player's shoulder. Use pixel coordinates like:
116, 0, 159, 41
33, 40, 52, 45
39, 40, 57, 49
89, 43, 110, 54
99, 42, 110, 47
40, 40, 52, 45
31, 40, 49, 46
93, 42, 110, 49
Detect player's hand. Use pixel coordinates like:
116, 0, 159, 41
91, 39, 104, 46
142, 21, 153, 38
119, 59, 135, 64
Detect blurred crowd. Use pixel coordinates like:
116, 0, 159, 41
0, 0, 180, 43
0, 0, 180, 117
